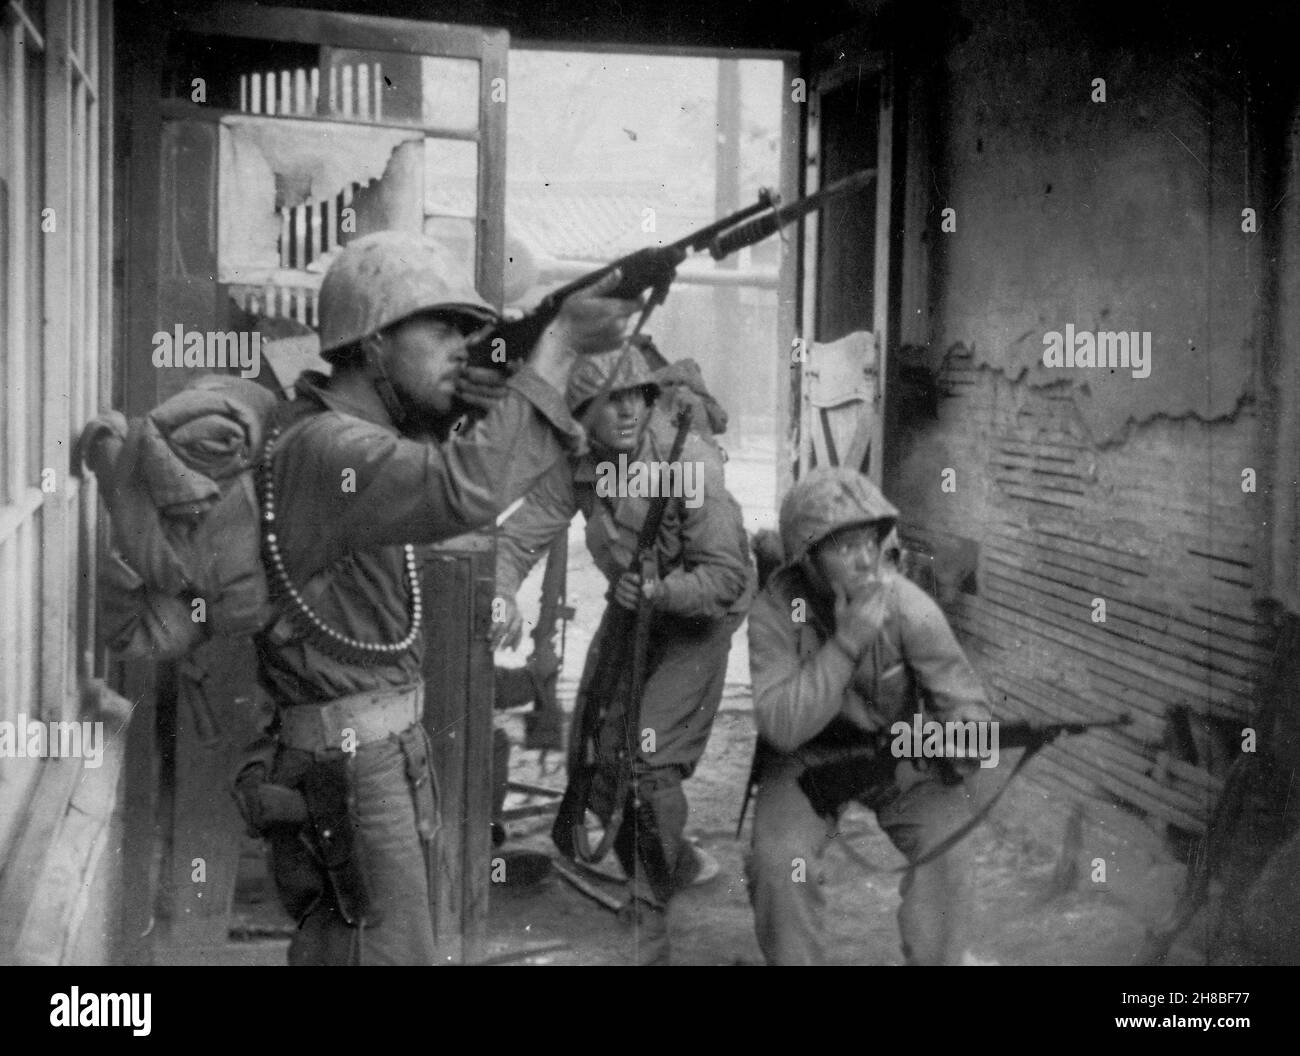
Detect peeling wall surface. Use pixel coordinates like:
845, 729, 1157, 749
933, 0, 1262, 443
894, 349, 1268, 832
884, 0, 1288, 836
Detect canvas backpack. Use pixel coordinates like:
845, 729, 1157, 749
78, 373, 305, 660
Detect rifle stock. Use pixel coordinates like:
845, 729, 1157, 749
523, 531, 569, 752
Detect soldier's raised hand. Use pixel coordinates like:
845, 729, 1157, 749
832, 577, 889, 659
528, 270, 640, 390
455, 365, 509, 412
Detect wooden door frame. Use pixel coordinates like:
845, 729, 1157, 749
793, 33, 896, 486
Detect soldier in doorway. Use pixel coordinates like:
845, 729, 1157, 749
232, 231, 637, 965
490, 343, 755, 964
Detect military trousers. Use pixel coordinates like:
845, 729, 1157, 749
268, 722, 440, 966
746, 753, 979, 965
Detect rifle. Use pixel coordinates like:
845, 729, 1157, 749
737, 714, 1131, 846
468, 169, 877, 369
523, 531, 571, 757
799, 715, 1133, 773
552, 405, 695, 863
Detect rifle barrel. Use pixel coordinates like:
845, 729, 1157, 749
708, 168, 877, 260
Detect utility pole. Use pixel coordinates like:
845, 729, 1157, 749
714, 58, 743, 444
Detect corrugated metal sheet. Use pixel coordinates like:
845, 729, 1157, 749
896, 346, 1272, 834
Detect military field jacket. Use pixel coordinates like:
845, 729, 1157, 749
496, 414, 755, 620
257, 367, 582, 706
748, 565, 990, 754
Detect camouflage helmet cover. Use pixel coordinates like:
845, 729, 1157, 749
778, 467, 901, 566
316, 231, 498, 359
564, 344, 661, 415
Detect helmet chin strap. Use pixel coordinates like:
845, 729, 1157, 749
363, 335, 409, 429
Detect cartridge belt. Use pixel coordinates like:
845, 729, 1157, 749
279, 682, 424, 753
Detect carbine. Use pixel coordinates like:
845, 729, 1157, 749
468, 169, 877, 369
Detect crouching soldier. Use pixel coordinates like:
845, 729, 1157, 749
233, 231, 636, 965
745, 467, 990, 965
490, 344, 755, 964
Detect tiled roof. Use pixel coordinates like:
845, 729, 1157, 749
505, 181, 712, 262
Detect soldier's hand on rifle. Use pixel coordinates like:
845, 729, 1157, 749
489, 594, 525, 650
832, 577, 889, 658
613, 570, 657, 611
455, 365, 510, 412
941, 706, 991, 777
529, 270, 640, 391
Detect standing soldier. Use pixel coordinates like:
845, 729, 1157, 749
490, 344, 755, 964
745, 467, 990, 965
233, 231, 637, 965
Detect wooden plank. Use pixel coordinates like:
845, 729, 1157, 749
121, 27, 162, 418
1014, 514, 1158, 563
475, 27, 508, 307
156, 96, 482, 142
2, 27, 29, 507
797, 69, 820, 478
867, 58, 892, 488
774, 54, 801, 502
983, 535, 1262, 646
896, 67, 931, 350
985, 532, 1136, 590
992, 667, 1235, 796
975, 591, 1232, 716
421, 551, 470, 963
176, 3, 501, 58
988, 526, 1151, 583
1032, 753, 1206, 833
992, 676, 1214, 818
40, 0, 72, 723
982, 558, 1262, 687
981, 576, 1258, 706
462, 544, 496, 963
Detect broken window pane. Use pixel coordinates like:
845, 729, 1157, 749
424, 137, 478, 218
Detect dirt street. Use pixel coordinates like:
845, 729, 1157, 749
485, 441, 1188, 966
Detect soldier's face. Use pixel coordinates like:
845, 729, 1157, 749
589, 387, 647, 453
813, 525, 883, 593
380, 313, 469, 419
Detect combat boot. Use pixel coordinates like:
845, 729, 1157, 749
618, 896, 670, 966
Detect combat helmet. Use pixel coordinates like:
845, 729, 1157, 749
317, 231, 498, 360
565, 343, 660, 417
778, 467, 900, 566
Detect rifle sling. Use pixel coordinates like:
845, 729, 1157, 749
895, 738, 1048, 872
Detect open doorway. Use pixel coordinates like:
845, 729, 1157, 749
496, 48, 791, 708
